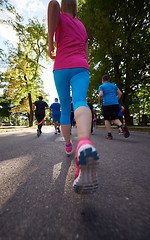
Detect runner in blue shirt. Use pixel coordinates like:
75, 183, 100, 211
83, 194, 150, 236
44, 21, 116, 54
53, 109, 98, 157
98, 75, 129, 139
50, 98, 61, 134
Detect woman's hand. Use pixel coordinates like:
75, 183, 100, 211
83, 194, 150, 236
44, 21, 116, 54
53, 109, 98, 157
48, 43, 55, 59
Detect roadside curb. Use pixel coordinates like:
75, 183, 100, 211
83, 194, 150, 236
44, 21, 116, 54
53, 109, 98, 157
0, 125, 150, 134
96, 125, 150, 134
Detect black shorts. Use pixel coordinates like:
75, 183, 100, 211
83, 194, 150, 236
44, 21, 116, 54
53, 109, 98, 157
102, 104, 119, 120
35, 112, 45, 124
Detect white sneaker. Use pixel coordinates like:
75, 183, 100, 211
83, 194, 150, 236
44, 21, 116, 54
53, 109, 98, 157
73, 138, 99, 194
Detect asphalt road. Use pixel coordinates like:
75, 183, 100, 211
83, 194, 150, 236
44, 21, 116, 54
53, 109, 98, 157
0, 126, 150, 240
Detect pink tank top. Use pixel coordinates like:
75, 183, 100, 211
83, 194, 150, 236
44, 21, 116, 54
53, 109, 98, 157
53, 13, 89, 71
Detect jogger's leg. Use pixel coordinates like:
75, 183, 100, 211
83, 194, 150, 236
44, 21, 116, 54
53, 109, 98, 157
74, 106, 91, 141
54, 122, 57, 130
105, 120, 111, 133
61, 124, 71, 145
38, 114, 45, 132
71, 69, 91, 141
112, 119, 122, 127
70, 69, 99, 193
53, 70, 71, 146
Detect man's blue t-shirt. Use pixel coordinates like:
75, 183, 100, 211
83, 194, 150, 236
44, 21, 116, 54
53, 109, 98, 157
98, 82, 119, 106
50, 102, 61, 115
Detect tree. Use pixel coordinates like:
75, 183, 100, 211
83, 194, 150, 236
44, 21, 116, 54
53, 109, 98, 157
0, 3, 49, 126
2, 41, 48, 126
0, 94, 11, 118
78, 0, 150, 125
130, 83, 150, 124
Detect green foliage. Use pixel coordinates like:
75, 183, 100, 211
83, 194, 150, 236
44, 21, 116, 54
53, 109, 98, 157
78, 0, 150, 123
0, 94, 11, 118
129, 83, 150, 116
1, 0, 149, 126
0, 3, 49, 125
2, 43, 45, 115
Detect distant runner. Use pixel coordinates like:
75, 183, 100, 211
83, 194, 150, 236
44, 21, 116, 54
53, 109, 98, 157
118, 104, 125, 134
50, 98, 61, 134
98, 75, 130, 139
86, 97, 94, 134
32, 96, 49, 137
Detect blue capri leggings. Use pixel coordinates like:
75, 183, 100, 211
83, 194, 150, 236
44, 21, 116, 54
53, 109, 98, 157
53, 68, 90, 125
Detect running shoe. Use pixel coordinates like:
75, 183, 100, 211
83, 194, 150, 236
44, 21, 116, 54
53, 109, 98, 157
65, 140, 73, 155
73, 138, 99, 194
119, 131, 123, 135
122, 125, 130, 138
57, 126, 60, 133
37, 129, 40, 137
55, 130, 57, 134
105, 135, 113, 140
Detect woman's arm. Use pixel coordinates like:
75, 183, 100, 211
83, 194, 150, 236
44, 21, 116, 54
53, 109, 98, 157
47, 0, 60, 59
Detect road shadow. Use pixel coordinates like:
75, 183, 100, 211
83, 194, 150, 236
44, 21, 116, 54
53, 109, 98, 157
0, 130, 76, 240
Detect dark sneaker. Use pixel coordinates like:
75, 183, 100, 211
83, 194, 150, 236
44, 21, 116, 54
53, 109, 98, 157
122, 125, 130, 138
105, 135, 113, 140
57, 126, 60, 133
37, 129, 40, 137
55, 130, 57, 134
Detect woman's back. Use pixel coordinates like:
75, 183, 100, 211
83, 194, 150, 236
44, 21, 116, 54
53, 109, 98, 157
54, 12, 89, 70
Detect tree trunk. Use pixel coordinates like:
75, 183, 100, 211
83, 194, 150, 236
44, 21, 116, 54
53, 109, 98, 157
122, 87, 133, 126
142, 114, 147, 126
113, 60, 122, 91
113, 58, 132, 125
28, 92, 33, 127
123, 107, 133, 126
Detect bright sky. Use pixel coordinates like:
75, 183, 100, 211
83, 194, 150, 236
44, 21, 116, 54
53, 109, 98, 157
0, 0, 61, 105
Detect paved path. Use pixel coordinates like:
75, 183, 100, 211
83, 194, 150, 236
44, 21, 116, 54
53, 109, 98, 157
0, 127, 150, 240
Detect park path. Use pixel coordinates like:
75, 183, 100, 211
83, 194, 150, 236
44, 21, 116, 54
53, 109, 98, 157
0, 127, 150, 240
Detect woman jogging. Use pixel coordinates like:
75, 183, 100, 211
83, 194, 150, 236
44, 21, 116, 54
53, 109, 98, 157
47, 0, 99, 193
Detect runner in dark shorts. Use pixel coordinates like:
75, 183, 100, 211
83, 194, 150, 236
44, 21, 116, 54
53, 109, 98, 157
86, 97, 94, 133
118, 104, 125, 134
99, 75, 130, 139
32, 96, 49, 137
70, 97, 74, 135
